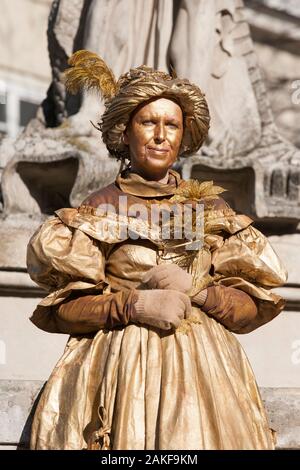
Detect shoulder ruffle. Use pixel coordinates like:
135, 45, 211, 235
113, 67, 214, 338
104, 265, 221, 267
209, 224, 288, 332
27, 215, 107, 306
55, 195, 253, 247
55, 207, 162, 244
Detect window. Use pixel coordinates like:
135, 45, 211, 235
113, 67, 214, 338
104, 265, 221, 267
0, 83, 44, 138
20, 100, 39, 127
0, 94, 6, 123
0, 93, 7, 137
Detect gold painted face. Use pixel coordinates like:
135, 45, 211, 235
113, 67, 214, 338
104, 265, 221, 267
124, 97, 183, 181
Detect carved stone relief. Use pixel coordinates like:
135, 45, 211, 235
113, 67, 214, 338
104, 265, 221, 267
0, 0, 299, 228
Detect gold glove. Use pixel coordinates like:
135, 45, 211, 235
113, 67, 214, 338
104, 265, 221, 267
142, 263, 193, 294
132, 289, 192, 330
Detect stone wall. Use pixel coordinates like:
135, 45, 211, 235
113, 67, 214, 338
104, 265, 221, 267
245, 0, 300, 148
255, 44, 300, 148
0, 0, 51, 84
1, 381, 299, 449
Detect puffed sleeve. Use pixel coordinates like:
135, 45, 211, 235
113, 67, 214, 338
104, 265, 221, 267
210, 224, 288, 333
27, 213, 140, 334
27, 215, 107, 306
27, 214, 109, 333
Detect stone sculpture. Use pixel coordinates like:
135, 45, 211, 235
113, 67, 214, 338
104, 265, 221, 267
0, 0, 299, 271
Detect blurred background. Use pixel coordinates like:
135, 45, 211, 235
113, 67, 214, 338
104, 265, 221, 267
0, 0, 51, 143
0, 0, 299, 146
0, 0, 299, 449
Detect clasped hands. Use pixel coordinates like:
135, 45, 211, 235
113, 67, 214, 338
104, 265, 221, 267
132, 264, 204, 330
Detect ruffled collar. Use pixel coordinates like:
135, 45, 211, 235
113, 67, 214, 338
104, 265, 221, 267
115, 169, 181, 198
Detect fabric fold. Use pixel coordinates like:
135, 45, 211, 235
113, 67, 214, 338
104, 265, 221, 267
27, 169, 286, 450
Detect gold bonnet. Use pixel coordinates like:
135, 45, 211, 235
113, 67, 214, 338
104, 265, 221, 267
65, 50, 210, 160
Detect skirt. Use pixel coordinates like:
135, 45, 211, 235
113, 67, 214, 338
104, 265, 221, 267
30, 307, 275, 450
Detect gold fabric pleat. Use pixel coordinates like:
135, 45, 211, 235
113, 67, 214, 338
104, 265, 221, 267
116, 169, 180, 197
31, 310, 274, 450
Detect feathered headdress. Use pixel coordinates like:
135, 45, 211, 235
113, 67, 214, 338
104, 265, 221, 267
64, 49, 210, 160
64, 50, 118, 100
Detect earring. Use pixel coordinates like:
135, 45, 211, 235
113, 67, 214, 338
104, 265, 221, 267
122, 134, 128, 146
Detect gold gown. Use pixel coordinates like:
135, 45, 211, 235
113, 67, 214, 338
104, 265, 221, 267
27, 170, 287, 450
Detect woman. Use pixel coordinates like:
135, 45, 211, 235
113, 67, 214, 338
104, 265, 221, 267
27, 51, 287, 450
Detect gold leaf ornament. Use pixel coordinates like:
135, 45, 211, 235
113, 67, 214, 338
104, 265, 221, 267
64, 50, 118, 100
171, 179, 226, 202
